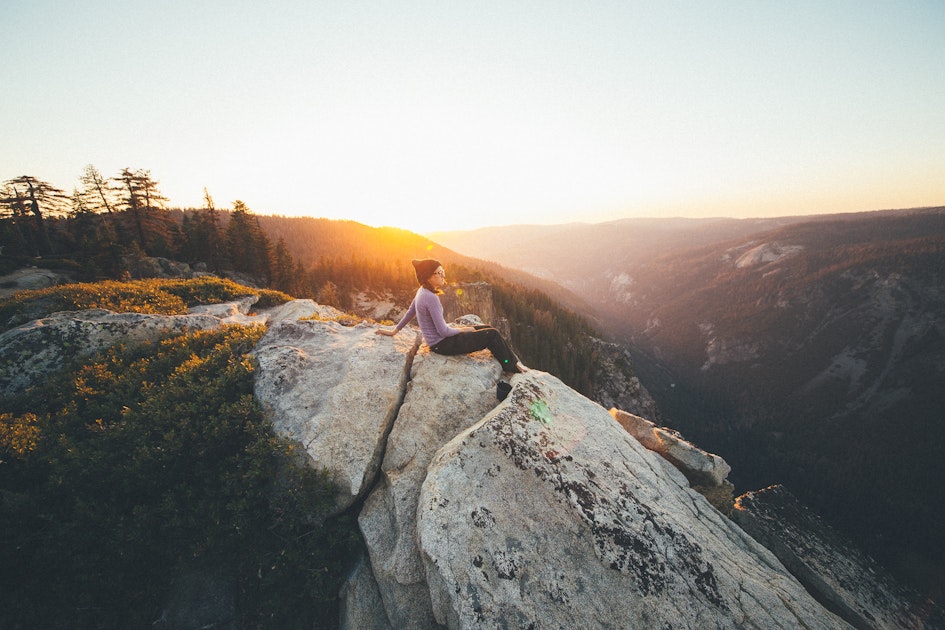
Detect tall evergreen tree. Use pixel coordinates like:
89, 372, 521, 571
114, 168, 148, 247
270, 237, 297, 294
77, 165, 116, 215
1, 176, 68, 256
225, 200, 273, 284
200, 188, 226, 273
181, 188, 227, 272
0, 182, 35, 256
112, 168, 177, 257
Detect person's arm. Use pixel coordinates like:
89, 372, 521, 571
376, 297, 417, 336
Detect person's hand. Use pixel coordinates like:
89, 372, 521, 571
375, 328, 397, 336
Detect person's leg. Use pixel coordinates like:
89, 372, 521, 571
431, 328, 522, 372
430, 329, 492, 355
481, 328, 521, 372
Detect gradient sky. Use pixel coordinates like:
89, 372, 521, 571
4, 1, 945, 233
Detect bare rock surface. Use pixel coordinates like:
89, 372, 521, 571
610, 408, 732, 486
188, 297, 344, 326
339, 552, 393, 630
251, 319, 420, 514
0, 267, 66, 297
188, 295, 262, 324
258, 298, 344, 324
733, 485, 944, 630
415, 371, 849, 629
590, 337, 662, 419
358, 349, 502, 629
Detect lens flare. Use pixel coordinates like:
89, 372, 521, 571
530, 399, 552, 425
529, 398, 587, 461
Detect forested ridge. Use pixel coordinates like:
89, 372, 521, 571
1, 169, 600, 393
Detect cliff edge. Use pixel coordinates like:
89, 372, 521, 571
252, 307, 850, 629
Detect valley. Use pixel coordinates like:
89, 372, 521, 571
433, 206, 945, 597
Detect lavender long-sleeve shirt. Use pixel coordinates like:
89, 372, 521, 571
394, 287, 460, 346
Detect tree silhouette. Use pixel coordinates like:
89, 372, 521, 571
271, 237, 297, 295
181, 188, 227, 273
77, 164, 117, 215
1, 175, 69, 256
112, 168, 178, 256
225, 200, 273, 284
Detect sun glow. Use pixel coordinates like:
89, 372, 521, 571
4, 3, 945, 234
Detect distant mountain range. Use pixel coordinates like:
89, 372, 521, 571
432, 207, 945, 594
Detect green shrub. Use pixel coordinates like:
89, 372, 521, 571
0, 326, 360, 629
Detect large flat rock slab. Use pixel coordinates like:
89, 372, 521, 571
359, 349, 503, 629
252, 320, 420, 514
417, 371, 849, 629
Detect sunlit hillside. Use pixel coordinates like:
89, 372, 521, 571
0, 193, 607, 397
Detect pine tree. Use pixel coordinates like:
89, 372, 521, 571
181, 189, 227, 273
271, 237, 297, 295
112, 168, 176, 256
1, 176, 69, 256
226, 201, 273, 285
78, 165, 117, 215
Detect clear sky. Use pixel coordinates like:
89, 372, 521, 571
4, 1, 945, 233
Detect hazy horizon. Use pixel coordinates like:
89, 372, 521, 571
4, 1, 945, 234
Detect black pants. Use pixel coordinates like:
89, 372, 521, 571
430, 325, 522, 373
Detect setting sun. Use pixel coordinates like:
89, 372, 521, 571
3, 2, 944, 233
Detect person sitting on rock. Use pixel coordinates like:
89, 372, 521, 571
375, 258, 526, 374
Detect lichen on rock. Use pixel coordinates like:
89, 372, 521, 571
415, 371, 848, 629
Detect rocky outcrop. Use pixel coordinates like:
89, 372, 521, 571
415, 370, 846, 629
122, 256, 198, 280
0, 267, 67, 298
252, 319, 421, 515
248, 310, 868, 628
610, 408, 731, 487
590, 336, 661, 419
339, 552, 393, 630
0, 308, 225, 396
438, 282, 510, 340
259, 298, 344, 324
358, 349, 503, 629
733, 485, 944, 630
188, 295, 263, 324
610, 408, 735, 514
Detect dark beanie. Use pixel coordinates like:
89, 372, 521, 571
411, 259, 442, 284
